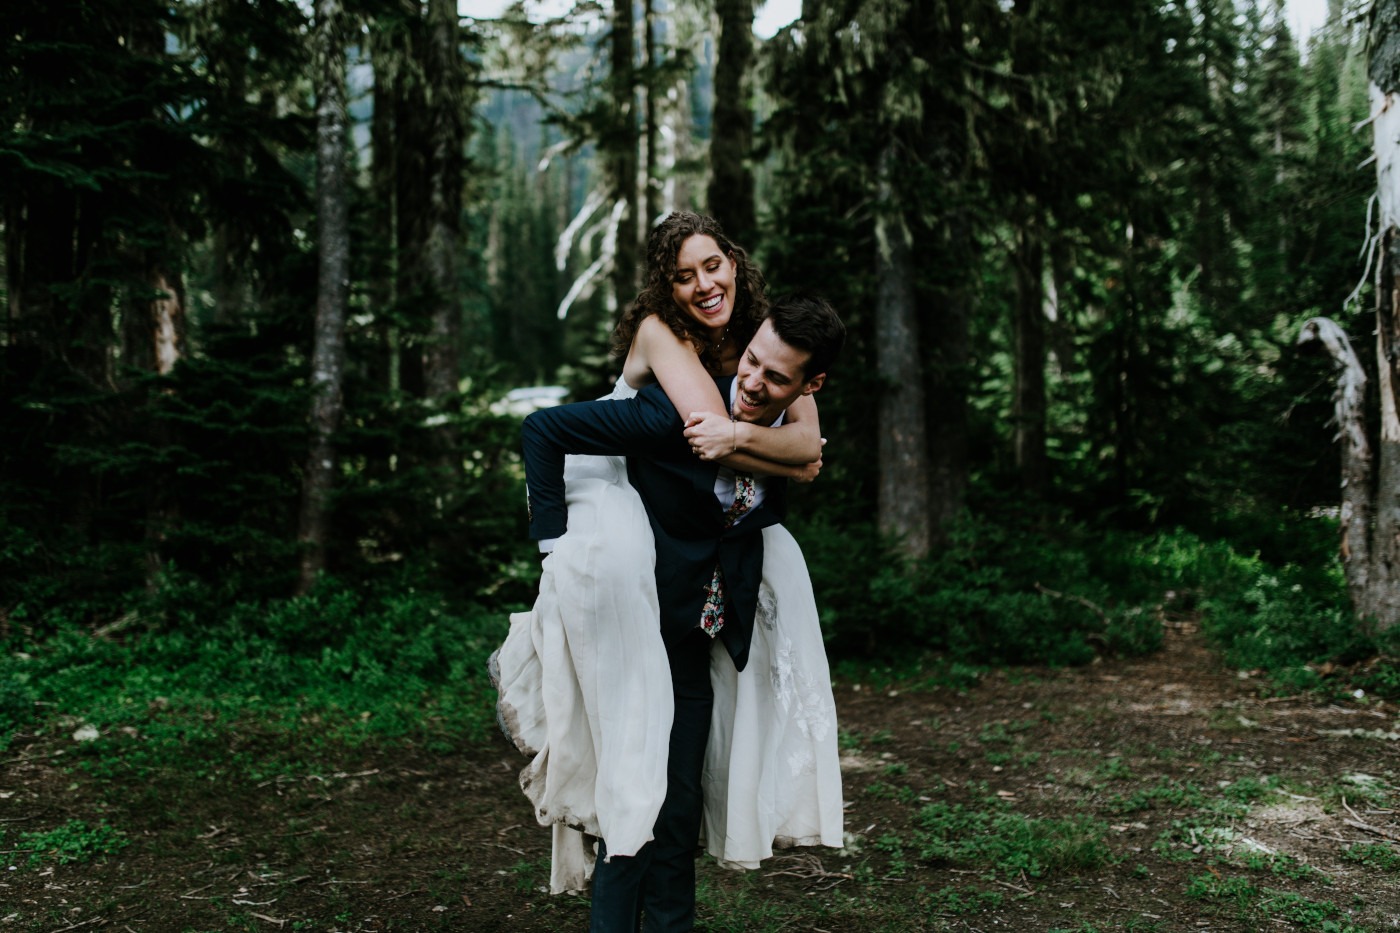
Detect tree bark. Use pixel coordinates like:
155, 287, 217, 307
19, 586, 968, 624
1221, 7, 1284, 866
1362, 0, 1400, 628
643, 0, 661, 226
927, 280, 970, 548
369, 31, 399, 396
1298, 317, 1372, 616
708, 0, 755, 246
875, 144, 930, 559
298, 0, 350, 593
1013, 215, 1048, 497
608, 0, 640, 304
394, 12, 430, 399
421, 0, 465, 471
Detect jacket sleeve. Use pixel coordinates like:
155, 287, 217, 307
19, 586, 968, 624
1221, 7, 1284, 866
520, 388, 680, 540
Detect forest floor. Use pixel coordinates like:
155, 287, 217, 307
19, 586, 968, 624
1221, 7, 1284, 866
3, 614, 1400, 933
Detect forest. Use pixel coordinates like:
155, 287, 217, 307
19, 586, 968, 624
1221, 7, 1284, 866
5, 0, 1400, 930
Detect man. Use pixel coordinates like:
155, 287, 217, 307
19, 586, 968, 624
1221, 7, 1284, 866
521, 293, 845, 933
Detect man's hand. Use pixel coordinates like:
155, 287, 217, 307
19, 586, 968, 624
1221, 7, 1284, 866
683, 411, 736, 461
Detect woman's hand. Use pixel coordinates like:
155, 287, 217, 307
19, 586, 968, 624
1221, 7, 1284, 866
791, 455, 823, 483
683, 411, 736, 461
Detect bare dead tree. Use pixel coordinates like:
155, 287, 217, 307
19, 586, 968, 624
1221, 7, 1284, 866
1302, 1, 1400, 628
1298, 318, 1371, 614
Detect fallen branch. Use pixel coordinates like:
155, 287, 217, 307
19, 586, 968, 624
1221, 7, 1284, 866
1344, 818, 1400, 842
1033, 583, 1109, 625
45, 918, 103, 933
991, 878, 1034, 895
1, 751, 64, 766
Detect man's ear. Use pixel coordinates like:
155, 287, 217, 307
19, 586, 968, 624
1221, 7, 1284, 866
801, 373, 826, 396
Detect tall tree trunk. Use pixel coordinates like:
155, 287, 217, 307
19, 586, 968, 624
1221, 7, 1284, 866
298, 0, 350, 593
608, 0, 639, 304
709, 0, 755, 246
1364, 0, 1400, 628
875, 144, 930, 559
134, 263, 187, 588
394, 13, 429, 400
421, 0, 465, 472
920, 0, 970, 550
1013, 214, 1047, 497
369, 31, 399, 397
208, 2, 249, 329
643, 0, 660, 226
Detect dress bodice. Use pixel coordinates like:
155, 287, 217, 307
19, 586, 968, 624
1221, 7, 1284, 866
608, 373, 641, 401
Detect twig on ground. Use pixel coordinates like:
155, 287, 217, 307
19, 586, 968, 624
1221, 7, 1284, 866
991, 878, 1034, 895
179, 884, 213, 898
763, 854, 852, 891
1, 751, 63, 766
1344, 818, 1400, 842
45, 918, 102, 933
488, 842, 526, 855
1342, 796, 1364, 823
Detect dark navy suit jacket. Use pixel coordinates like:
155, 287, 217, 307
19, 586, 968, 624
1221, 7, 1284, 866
521, 378, 786, 672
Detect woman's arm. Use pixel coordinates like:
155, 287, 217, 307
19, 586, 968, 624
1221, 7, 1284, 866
722, 449, 824, 482
634, 315, 823, 465
683, 393, 822, 464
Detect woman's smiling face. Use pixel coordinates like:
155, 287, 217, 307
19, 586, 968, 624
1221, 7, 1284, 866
671, 234, 736, 339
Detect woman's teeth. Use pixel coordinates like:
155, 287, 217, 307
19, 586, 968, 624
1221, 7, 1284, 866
698, 294, 722, 311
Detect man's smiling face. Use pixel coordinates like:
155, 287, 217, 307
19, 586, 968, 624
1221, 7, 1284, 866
732, 320, 825, 425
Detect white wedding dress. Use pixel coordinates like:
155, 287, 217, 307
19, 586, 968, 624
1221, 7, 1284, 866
490, 376, 844, 894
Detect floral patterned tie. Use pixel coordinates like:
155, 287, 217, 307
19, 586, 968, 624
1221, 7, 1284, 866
699, 472, 756, 637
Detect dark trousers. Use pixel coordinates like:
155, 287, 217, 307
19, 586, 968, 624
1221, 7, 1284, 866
589, 627, 714, 933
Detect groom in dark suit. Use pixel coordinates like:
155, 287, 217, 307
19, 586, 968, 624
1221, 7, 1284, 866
520, 294, 845, 933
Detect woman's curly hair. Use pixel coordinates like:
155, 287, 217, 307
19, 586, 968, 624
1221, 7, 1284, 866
611, 212, 768, 376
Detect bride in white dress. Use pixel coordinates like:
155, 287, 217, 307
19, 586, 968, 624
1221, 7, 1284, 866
490, 212, 844, 893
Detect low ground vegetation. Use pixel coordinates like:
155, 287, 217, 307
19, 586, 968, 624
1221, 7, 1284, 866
4, 522, 1400, 930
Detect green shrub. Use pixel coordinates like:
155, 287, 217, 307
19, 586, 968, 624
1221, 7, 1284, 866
913, 800, 1111, 877
18, 820, 128, 866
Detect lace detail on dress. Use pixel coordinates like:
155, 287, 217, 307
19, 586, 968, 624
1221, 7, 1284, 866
765, 587, 836, 777
756, 585, 778, 632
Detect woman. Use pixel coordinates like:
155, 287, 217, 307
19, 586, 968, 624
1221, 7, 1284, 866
491, 212, 843, 894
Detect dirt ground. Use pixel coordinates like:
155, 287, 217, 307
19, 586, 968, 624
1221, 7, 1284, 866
3, 618, 1400, 932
